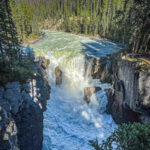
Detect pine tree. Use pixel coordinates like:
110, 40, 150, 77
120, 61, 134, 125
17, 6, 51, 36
0, 0, 20, 69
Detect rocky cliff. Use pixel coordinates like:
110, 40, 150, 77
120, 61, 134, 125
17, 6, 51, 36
91, 54, 150, 124
0, 57, 50, 150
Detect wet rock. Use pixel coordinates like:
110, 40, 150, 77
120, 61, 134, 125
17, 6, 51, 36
91, 57, 113, 83
84, 87, 101, 103
55, 66, 62, 85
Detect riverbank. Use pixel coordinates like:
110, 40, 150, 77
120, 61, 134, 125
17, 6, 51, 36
23, 33, 45, 45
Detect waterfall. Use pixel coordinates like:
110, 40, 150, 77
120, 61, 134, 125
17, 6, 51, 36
27, 30, 123, 150
42, 55, 117, 150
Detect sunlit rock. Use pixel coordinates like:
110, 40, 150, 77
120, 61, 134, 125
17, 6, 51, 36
55, 66, 62, 85
84, 87, 101, 103
0, 107, 19, 150
106, 56, 150, 124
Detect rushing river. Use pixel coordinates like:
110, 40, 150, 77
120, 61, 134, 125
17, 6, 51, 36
28, 31, 123, 150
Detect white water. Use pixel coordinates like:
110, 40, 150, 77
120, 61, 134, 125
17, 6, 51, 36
27, 31, 123, 150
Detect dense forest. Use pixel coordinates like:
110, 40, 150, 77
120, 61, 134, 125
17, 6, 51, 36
10, 0, 150, 53
0, 0, 149, 84
0, 0, 32, 84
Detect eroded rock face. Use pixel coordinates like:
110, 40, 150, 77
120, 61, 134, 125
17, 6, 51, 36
0, 106, 19, 150
55, 66, 62, 85
35, 56, 50, 70
106, 57, 150, 124
84, 87, 101, 103
91, 57, 113, 83
0, 56, 51, 150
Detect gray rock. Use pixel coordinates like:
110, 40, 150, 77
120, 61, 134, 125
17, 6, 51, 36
0, 86, 4, 100
0, 101, 11, 112
90, 57, 113, 83
35, 56, 50, 69
0, 107, 19, 150
84, 87, 101, 103
4, 82, 22, 114
0, 56, 50, 150
106, 56, 150, 124
5, 82, 20, 89
55, 66, 62, 85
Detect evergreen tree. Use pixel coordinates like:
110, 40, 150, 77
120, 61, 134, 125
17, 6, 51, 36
0, 0, 20, 69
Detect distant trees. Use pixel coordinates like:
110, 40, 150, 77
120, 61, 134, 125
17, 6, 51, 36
10, 0, 149, 54
10, 0, 40, 41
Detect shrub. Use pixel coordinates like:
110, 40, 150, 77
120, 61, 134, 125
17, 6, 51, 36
0, 57, 34, 85
90, 123, 150, 150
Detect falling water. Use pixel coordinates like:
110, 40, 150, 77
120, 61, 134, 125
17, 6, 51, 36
27, 31, 123, 150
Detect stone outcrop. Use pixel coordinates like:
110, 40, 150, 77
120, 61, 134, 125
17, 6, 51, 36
84, 87, 101, 103
91, 56, 113, 83
55, 66, 62, 85
106, 56, 150, 124
0, 106, 19, 150
0, 56, 50, 150
86, 53, 150, 124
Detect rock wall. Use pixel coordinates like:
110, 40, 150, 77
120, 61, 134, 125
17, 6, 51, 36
90, 54, 150, 124
90, 56, 114, 83
106, 56, 150, 124
0, 57, 50, 150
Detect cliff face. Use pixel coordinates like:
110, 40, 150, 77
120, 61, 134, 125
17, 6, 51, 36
107, 56, 150, 124
0, 57, 50, 150
91, 54, 150, 124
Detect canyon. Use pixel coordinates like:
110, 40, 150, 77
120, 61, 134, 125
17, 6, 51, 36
0, 31, 149, 150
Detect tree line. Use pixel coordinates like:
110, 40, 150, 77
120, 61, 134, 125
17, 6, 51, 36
10, 0, 149, 54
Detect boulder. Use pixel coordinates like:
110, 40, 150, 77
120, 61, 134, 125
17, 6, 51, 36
35, 56, 50, 69
55, 66, 62, 85
84, 87, 101, 103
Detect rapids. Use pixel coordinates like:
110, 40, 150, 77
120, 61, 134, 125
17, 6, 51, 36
28, 31, 123, 150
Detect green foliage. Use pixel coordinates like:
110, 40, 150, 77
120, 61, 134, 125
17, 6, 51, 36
10, 0, 40, 41
90, 123, 150, 150
0, 0, 34, 85
10, 0, 149, 53
0, 58, 34, 85
0, 0, 20, 67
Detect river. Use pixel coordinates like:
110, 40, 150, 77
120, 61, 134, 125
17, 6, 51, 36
28, 31, 123, 150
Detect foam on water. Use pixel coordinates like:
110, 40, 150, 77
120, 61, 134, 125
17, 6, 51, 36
27, 31, 123, 150
42, 55, 117, 150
